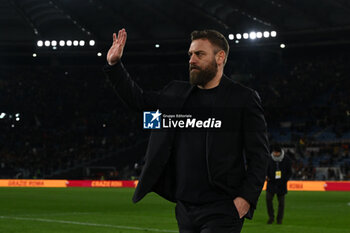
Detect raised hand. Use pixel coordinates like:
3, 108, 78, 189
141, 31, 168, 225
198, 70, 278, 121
107, 28, 127, 66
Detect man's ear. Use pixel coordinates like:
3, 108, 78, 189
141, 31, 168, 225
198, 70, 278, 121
216, 50, 226, 65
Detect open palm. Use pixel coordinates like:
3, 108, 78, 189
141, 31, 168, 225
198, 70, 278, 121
107, 28, 127, 66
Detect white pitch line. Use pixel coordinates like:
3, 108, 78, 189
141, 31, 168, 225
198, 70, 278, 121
0, 216, 178, 232
12, 212, 91, 217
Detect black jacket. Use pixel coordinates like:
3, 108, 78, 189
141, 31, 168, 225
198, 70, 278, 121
103, 62, 269, 219
266, 154, 292, 195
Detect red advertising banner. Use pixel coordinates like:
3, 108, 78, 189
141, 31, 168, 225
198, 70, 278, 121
66, 180, 138, 188
66, 180, 92, 187
324, 182, 350, 191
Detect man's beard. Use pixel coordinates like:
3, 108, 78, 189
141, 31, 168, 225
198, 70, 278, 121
189, 59, 218, 86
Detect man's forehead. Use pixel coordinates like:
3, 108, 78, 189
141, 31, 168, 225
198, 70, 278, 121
189, 39, 214, 52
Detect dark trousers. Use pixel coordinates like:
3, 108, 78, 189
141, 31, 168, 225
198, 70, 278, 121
266, 191, 285, 222
175, 200, 244, 233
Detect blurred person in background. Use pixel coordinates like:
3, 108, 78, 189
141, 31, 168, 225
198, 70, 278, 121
103, 28, 269, 233
266, 145, 292, 224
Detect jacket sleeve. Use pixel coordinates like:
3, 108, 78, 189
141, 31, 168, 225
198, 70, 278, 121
239, 90, 269, 209
102, 61, 162, 112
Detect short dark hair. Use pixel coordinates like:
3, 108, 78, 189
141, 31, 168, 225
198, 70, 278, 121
191, 29, 229, 63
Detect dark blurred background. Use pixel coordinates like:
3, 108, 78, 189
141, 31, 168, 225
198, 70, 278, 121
1, 0, 349, 181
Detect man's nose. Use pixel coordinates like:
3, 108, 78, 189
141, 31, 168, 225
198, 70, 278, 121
189, 55, 197, 65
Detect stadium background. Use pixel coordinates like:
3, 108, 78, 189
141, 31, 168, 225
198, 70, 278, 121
0, 0, 349, 232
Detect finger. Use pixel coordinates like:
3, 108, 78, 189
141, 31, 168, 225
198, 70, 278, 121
124, 30, 127, 45
121, 29, 127, 45
120, 29, 124, 41
113, 33, 117, 44
117, 29, 122, 42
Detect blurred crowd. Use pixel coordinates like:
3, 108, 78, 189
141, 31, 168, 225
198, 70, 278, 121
285, 143, 350, 180
242, 53, 350, 142
0, 50, 349, 179
0, 65, 143, 178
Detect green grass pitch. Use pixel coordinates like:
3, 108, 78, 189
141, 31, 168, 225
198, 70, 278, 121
0, 188, 349, 233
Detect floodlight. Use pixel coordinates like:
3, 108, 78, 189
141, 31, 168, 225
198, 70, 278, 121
249, 32, 257, 40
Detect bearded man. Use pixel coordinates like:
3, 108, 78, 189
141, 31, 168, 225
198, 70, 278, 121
103, 28, 269, 233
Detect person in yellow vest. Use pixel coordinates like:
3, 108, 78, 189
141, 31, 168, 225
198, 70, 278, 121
266, 145, 292, 224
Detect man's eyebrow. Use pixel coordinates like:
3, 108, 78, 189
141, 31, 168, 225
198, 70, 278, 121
188, 50, 206, 54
